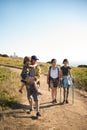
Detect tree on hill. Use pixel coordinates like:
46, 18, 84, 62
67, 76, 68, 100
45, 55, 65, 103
78, 65, 87, 68
0, 54, 9, 57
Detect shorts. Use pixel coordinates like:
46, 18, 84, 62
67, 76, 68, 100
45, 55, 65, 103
49, 77, 59, 87
21, 74, 27, 80
26, 82, 39, 102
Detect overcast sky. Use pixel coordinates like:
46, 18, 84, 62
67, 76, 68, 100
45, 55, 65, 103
0, 0, 87, 65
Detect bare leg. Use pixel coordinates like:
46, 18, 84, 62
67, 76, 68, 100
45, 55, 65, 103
66, 86, 69, 103
50, 81, 54, 101
63, 88, 66, 103
52, 88, 55, 101
54, 88, 57, 100
29, 97, 33, 111
35, 101, 41, 117
19, 83, 25, 93
35, 101, 39, 112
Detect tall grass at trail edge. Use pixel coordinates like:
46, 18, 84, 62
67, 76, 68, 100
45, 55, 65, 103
71, 67, 87, 91
0, 67, 20, 111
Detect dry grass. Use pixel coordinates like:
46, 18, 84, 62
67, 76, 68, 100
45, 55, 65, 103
0, 56, 23, 68
71, 67, 87, 91
0, 67, 20, 110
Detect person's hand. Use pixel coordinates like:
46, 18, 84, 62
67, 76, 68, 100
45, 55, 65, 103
25, 77, 34, 83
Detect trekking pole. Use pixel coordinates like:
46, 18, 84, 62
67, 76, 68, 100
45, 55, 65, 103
70, 78, 74, 105
72, 81, 74, 105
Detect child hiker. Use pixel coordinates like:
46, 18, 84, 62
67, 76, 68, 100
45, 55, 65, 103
19, 56, 42, 95
60, 59, 72, 104
47, 59, 60, 103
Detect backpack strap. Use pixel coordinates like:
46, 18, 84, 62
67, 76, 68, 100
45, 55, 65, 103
49, 66, 59, 77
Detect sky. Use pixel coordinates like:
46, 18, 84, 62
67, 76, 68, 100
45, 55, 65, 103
0, 0, 87, 66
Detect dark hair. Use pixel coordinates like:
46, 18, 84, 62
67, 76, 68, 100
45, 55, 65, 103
23, 56, 31, 64
51, 59, 57, 63
63, 59, 69, 64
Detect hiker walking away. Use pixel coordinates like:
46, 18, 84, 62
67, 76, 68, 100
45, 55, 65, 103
60, 59, 72, 104
25, 55, 41, 117
19, 56, 42, 95
47, 59, 60, 103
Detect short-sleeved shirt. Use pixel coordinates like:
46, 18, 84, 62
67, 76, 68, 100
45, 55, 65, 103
61, 66, 71, 76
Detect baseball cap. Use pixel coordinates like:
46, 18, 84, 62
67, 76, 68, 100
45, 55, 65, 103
31, 55, 39, 60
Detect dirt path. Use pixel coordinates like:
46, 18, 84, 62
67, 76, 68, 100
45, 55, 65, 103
0, 67, 87, 130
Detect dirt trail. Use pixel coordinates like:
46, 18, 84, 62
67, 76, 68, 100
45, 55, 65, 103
0, 67, 87, 130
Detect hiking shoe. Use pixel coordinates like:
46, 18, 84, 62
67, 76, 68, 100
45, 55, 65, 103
19, 89, 22, 94
36, 112, 41, 117
66, 99, 69, 104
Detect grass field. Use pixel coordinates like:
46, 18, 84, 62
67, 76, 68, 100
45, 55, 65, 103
0, 56, 50, 73
71, 67, 87, 91
0, 56, 87, 92
0, 56, 23, 68
0, 67, 20, 110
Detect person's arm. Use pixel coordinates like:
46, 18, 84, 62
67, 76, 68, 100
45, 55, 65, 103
34, 65, 41, 81
47, 70, 50, 84
68, 67, 72, 77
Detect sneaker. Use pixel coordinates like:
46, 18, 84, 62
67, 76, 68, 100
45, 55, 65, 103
19, 89, 22, 94
66, 99, 69, 104
36, 112, 41, 117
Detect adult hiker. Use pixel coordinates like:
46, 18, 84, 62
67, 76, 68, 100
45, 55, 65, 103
25, 55, 41, 117
19, 56, 42, 95
60, 59, 72, 104
47, 59, 60, 103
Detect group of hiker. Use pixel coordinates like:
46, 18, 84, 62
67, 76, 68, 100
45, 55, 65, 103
19, 55, 73, 117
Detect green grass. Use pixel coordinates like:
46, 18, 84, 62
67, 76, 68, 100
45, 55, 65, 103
71, 67, 87, 91
0, 67, 20, 110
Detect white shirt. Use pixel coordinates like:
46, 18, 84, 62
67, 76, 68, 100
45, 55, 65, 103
50, 67, 59, 78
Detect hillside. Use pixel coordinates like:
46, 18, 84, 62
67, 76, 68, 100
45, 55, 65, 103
0, 66, 87, 130
0, 56, 87, 90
